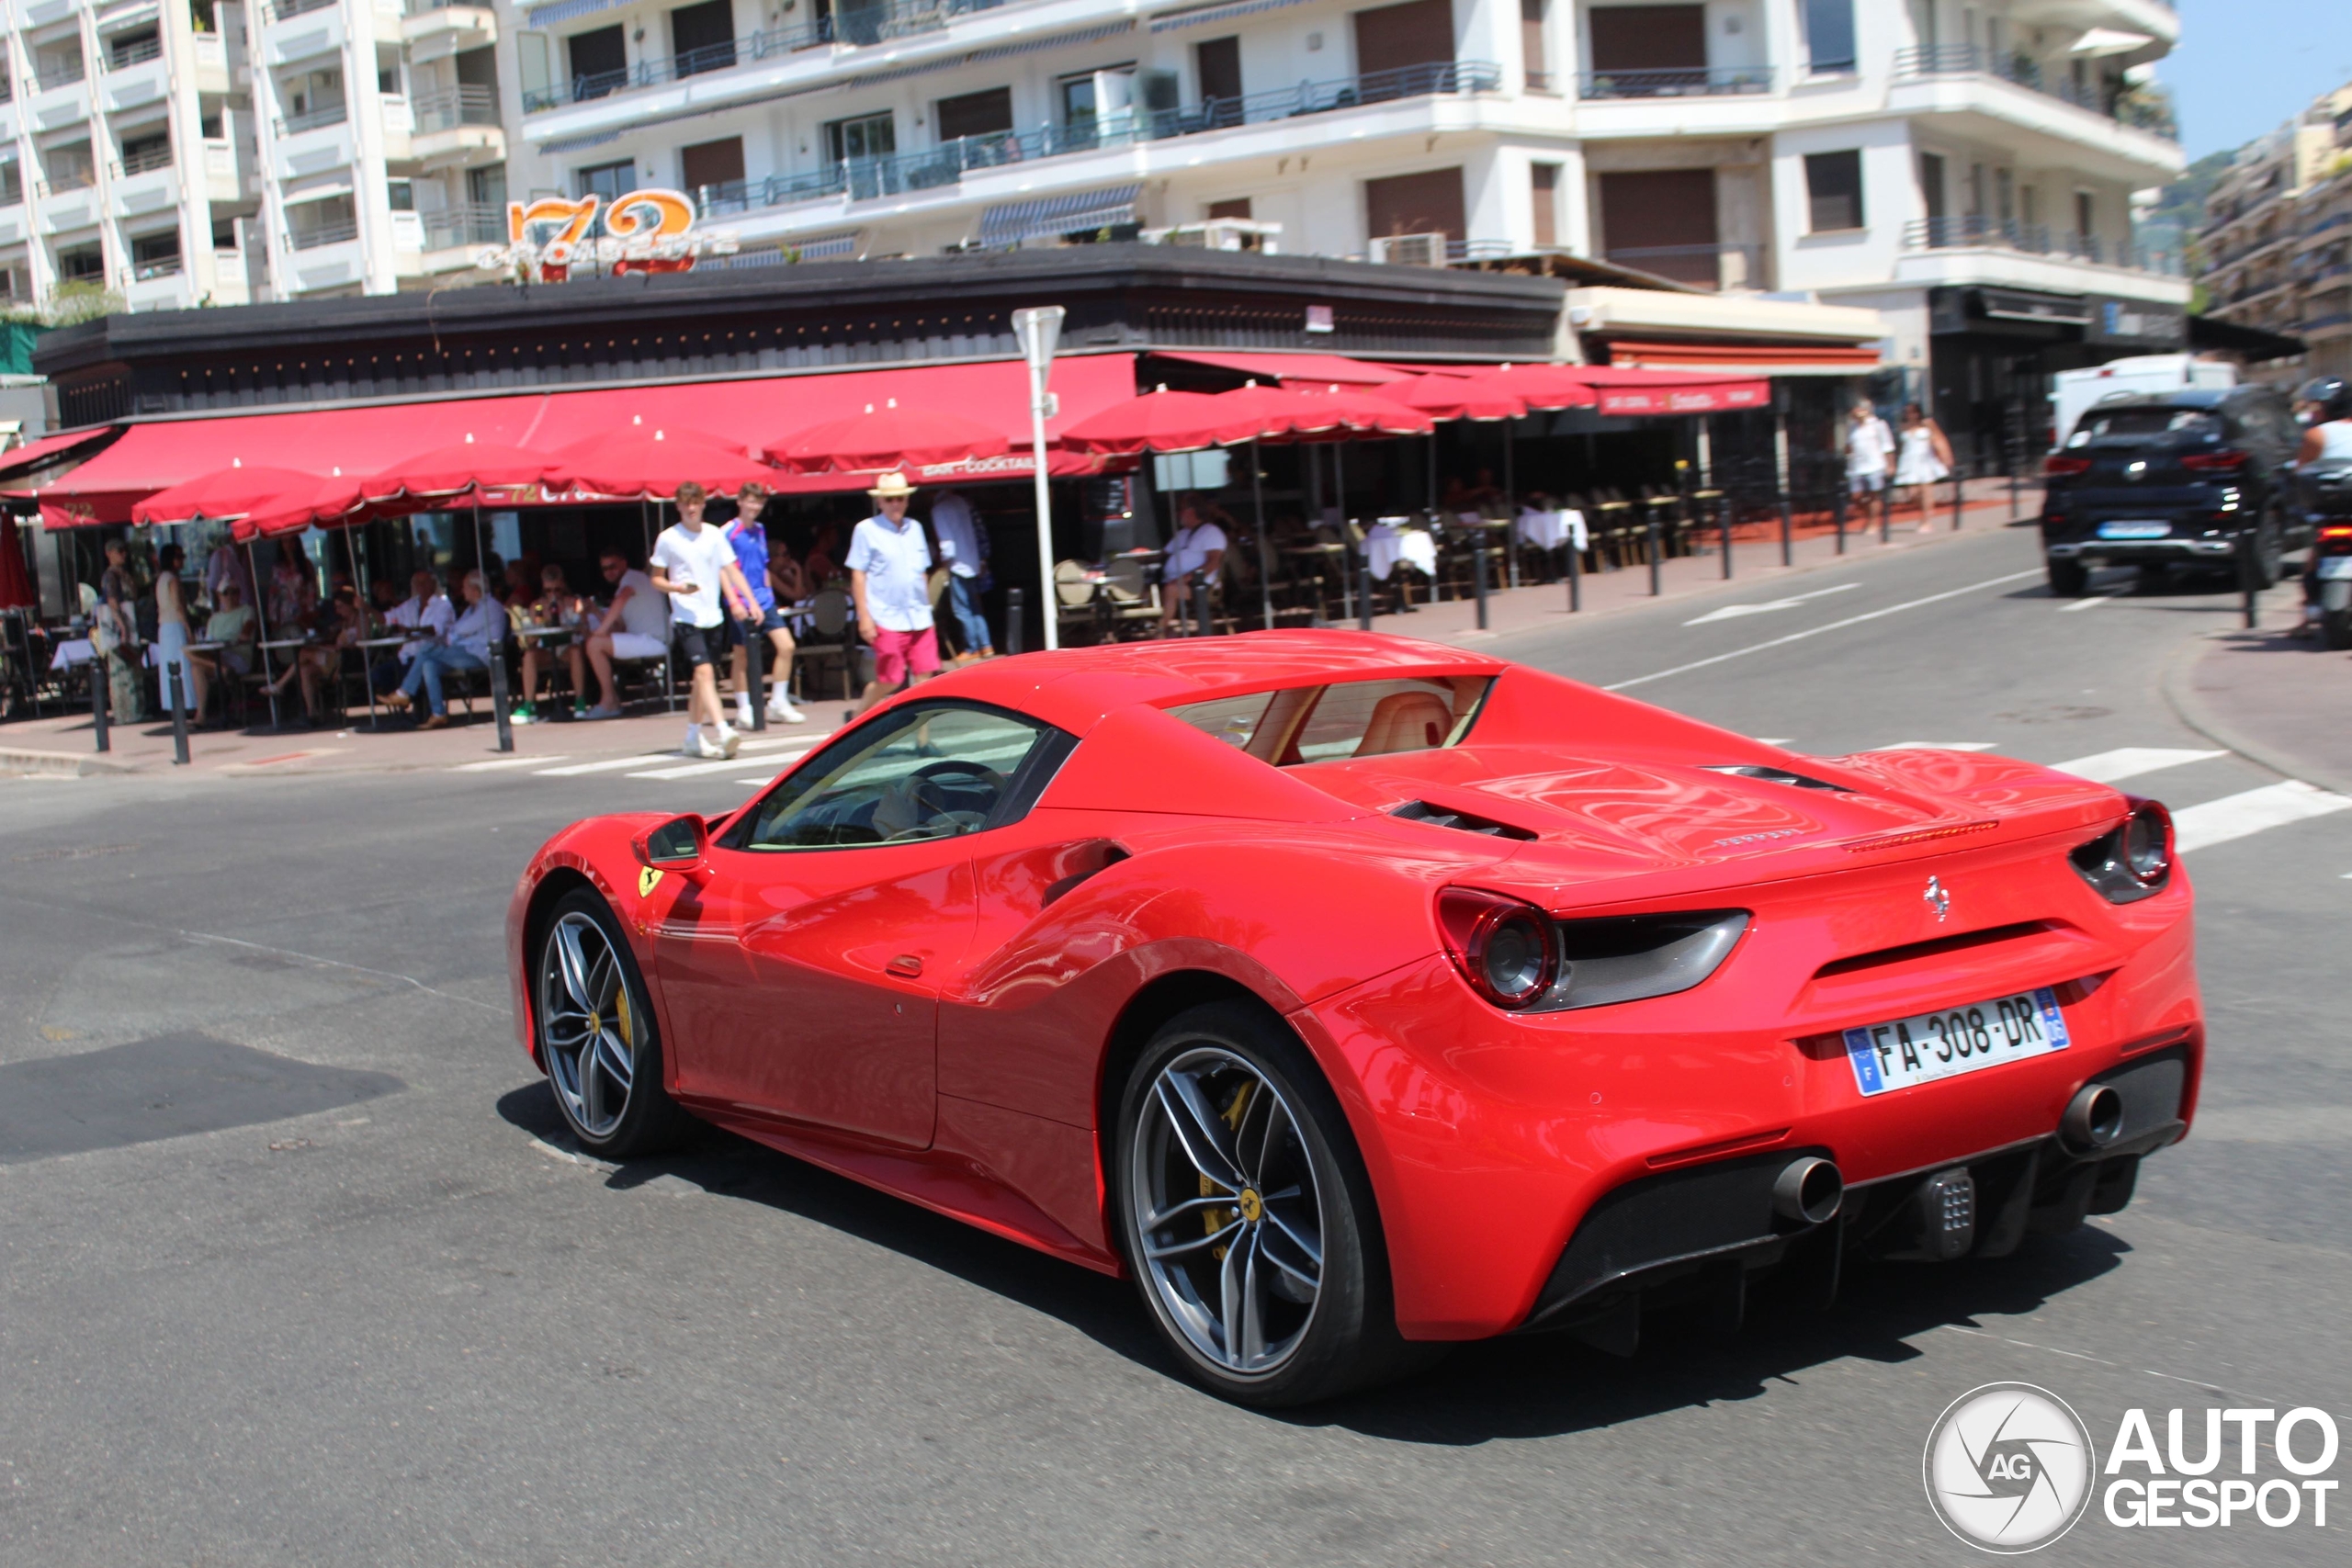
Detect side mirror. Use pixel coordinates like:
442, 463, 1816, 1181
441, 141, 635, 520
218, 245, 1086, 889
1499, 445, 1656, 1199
631, 814, 708, 874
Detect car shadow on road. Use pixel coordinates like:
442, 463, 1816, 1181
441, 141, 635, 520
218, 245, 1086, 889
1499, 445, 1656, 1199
496, 1080, 2129, 1442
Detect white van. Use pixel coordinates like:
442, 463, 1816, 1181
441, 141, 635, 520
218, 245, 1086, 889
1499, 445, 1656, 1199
2049, 354, 2236, 451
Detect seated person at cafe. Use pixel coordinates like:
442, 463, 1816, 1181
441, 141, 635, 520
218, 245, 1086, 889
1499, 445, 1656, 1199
580, 548, 670, 719
514, 564, 591, 725
186, 582, 255, 725
1159, 497, 1228, 636
371, 570, 453, 694
385, 569, 501, 729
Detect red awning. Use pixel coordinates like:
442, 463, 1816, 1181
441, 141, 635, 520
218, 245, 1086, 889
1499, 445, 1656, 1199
38, 355, 1140, 525
1604, 338, 1882, 376
1568, 367, 1772, 415
0, 425, 119, 482
1150, 352, 1407, 386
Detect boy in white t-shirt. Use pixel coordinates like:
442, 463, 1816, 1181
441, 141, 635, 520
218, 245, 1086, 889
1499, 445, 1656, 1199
648, 480, 763, 759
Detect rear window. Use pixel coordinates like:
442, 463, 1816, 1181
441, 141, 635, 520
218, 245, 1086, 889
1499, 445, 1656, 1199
1164, 676, 1493, 766
2067, 408, 2219, 445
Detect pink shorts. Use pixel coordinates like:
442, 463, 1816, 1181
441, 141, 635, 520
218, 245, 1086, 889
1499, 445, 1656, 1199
870, 625, 940, 686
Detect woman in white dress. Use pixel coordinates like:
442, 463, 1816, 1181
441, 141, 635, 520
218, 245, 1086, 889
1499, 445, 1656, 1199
1894, 402, 1955, 533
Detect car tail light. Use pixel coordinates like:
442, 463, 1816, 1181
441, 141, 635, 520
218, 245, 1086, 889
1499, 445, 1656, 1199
2320, 525, 2352, 541
2179, 448, 2250, 472
2043, 454, 2094, 477
2069, 798, 2175, 904
1437, 888, 1557, 1009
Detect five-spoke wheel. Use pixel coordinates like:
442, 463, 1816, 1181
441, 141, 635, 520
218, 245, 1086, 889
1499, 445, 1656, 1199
536, 888, 688, 1156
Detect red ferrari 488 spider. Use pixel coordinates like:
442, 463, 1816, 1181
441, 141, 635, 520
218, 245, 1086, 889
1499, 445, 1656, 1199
507, 632, 2200, 1405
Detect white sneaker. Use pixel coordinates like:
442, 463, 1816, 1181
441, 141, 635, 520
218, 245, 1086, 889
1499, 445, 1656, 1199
691, 730, 729, 761
767, 694, 807, 724
681, 724, 702, 757
734, 696, 754, 729
715, 723, 742, 759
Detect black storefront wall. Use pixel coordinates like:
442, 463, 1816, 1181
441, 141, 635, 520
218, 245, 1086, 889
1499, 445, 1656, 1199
1929, 285, 2192, 463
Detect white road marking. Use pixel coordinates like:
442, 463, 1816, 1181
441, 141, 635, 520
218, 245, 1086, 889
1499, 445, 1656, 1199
1753, 738, 1795, 746
1882, 741, 1996, 751
1605, 570, 2045, 691
1682, 581, 1860, 626
2059, 593, 2122, 613
628, 739, 821, 781
453, 755, 570, 772
734, 777, 775, 786
2051, 747, 2226, 784
2172, 781, 2352, 853
628, 757, 775, 780
536, 752, 681, 776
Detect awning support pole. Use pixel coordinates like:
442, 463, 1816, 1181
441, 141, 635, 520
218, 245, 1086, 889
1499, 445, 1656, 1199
473, 499, 512, 752
247, 539, 280, 730
1250, 438, 1272, 631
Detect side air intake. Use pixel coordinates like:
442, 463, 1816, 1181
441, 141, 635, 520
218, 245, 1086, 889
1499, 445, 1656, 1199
1390, 800, 1539, 840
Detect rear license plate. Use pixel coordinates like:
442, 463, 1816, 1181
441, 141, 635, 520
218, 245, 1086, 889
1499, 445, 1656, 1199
2318, 557, 2352, 581
2097, 522, 2172, 539
1844, 987, 2071, 1097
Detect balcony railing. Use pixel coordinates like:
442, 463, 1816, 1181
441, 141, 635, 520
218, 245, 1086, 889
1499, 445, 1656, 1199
406, 0, 490, 12
2303, 312, 2352, 333
290, 216, 359, 249
524, 0, 1009, 112
132, 254, 184, 280
684, 62, 1502, 215
107, 35, 163, 70
424, 202, 507, 249
1893, 44, 2178, 140
411, 84, 500, 133
47, 167, 97, 193
35, 57, 86, 91
119, 141, 174, 175
284, 101, 350, 134
1577, 64, 1773, 100
1902, 215, 2183, 275
273, 0, 339, 20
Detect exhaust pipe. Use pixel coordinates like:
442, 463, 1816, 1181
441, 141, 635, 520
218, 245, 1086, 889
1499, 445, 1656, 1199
1773, 1156, 1843, 1226
2061, 1084, 2126, 1155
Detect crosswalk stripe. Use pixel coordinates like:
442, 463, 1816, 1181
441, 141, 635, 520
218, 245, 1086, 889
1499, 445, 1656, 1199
535, 753, 680, 776
2051, 747, 2227, 785
453, 755, 570, 772
627, 739, 821, 781
2173, 782, 2352, 853
628, 757, 778, 780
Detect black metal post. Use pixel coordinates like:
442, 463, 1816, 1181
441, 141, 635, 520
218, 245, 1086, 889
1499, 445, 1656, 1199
167, 658, 189, 766
1950, 469, 1964, 531
1566, 525, 1581, 613
2009, 457, 2021, 521
1194, 570, 1213, 638
746, 618, 767, 730
1879, 484, 1892, 545
1647, 510, 1663, 596
1779, 491, 1794, 568
1005, 586, 1024, 654
2238, 526, 2260, 630
1719, 495, 1734, 580
90, 640, 108, 752
473, 502, 513, 753
1473, 528, 1490, 628
1833, 485, 1848, 555
1250, 439, 1272, 631
1358, 554, 1374, 632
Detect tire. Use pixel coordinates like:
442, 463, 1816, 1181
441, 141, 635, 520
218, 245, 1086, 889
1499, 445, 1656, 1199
534, 887, 693, 1158
2046, 558, 2089, 598
2324, 609, 2352, 651
1113, 1000, 1428, 1407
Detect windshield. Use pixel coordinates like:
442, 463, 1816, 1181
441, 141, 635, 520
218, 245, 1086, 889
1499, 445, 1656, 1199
2067, 408, 2220, 445
736, 705, 1050, 849
1164, 676, 1492, 767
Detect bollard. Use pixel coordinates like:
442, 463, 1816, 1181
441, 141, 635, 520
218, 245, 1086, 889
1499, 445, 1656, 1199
1195, 571, 1213, 638
490, 645, 514, 753
167, 660, 190, 767
1472, 534, 1490, 629
1779, 494, 1794, 568
2237, 526, 2261, 630
2009, 463, 2021, 522
1879, 485, 1892, 545
1358, 558, 1374, 632
91, 648, 109, 753
1833, 487, 1848, 556
1951, 471, 1964, 531
745, 625, 767, 731
1566, 532, 1582, 613
1005, 586, 1024, 655
1647, 512, 1663, 596
1719, 496, 1734, 581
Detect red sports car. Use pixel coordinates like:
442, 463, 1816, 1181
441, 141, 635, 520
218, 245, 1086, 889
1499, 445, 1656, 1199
506, 632, 2200, 1405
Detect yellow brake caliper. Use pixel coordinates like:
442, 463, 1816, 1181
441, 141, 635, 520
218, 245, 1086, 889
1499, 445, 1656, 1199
1204, 1079, 1257, 1262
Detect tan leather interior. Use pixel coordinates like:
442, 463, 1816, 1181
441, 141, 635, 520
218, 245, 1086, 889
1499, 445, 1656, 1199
1353, 691, 1454, 757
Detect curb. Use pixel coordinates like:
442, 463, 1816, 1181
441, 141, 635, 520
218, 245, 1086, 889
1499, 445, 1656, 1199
0, 747, 140, 778
2159, 627, 2352, 800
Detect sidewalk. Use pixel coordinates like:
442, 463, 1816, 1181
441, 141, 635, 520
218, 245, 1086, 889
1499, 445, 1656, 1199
3, 478, 2041, 779
2165, 594, 2352, 797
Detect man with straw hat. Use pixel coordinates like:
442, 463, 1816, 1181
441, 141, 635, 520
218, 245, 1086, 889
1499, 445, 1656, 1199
845, 470, 939, 710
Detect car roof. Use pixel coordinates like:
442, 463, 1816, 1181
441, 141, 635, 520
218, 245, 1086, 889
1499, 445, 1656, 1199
2088, 389, 2229, 412
900, 630, 1508, 735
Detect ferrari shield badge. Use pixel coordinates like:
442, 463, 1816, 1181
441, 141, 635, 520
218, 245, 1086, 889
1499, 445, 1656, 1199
639, 865, 664, 899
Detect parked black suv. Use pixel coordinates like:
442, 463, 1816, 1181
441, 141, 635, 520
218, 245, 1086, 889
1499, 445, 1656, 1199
2040, 386, 2306, 596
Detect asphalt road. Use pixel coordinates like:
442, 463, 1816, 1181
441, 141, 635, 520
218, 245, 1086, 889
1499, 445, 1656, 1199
3, 523, 2346, 1566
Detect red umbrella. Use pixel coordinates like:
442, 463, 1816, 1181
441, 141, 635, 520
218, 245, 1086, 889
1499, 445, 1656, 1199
548, 421, 775, 499
1375, 372, 1529, 423
362, 434, 558, 503
131, 461, 334, 526
1057, 385, 1243, 456
1264, 383, 1436, 441
1449, 363, 1600, 412
0, 514, 37, 609
767, 397, 1011, 474
234, 474, 371, 541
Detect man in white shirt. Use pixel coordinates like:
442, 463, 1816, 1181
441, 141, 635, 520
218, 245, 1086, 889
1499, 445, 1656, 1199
1845, 400, 1895, 500
648, 480, 763, 759
385, 570, 500, 728
846, 471, 939, 709
1159, 497, 1228, 636
928, 487, 994, 662
369, 570, 451, 694
581, 548, 671, 718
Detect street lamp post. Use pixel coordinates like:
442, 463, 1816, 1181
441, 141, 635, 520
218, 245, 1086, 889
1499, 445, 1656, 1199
1012, 305, 1066, 651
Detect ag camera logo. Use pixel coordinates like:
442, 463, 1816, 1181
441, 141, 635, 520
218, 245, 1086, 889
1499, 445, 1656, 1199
1923, 1382, 2095, 1552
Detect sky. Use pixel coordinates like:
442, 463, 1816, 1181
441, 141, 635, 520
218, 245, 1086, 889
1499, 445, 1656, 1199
2159, 0, 2352, 160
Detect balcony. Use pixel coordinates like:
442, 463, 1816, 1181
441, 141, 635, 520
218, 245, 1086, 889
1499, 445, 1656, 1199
524, 0, 1006, 113
106, 35, 163, 70
273, 0, 338, 18
193, 32, 232, 94
132, 253, 183, 281
1577, 65, 1773, 100
284, 100, 350, 134
423, 201, 505, 251
291, 216, 359, 249
683, 62, 1503, 217
1893, 44, 2177, 141
412, 84, 498, 133
1600, 241, 1767, 292
401, 0, 497, 63
1902, 215, 2183, 276
35, 58, 85, 92
120, 140, 174, 175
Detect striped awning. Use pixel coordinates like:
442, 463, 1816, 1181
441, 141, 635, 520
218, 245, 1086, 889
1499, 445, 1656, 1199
524, 0, 620, 25
978, 185, 1141, 249
795, 231, 863, 261
1149, 0, 1316, 33
543, 129, 624, 155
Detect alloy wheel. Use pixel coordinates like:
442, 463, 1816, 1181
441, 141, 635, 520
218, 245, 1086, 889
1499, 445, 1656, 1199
538, 909, 639, 1140
1129, 1046, 1326, 1378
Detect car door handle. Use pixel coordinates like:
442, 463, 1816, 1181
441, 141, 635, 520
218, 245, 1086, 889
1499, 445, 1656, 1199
887, 954, 924, 977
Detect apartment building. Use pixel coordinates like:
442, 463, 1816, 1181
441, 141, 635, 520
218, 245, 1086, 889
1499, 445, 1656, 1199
2199, 85, 2352, 383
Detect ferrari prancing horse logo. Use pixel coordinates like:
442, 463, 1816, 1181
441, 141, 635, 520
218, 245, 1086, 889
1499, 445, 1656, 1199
1924, 875, 1951, 923
639, 866, 664, 898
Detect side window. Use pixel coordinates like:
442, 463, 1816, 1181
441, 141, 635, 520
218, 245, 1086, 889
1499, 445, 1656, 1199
1164, 676, 1492, 765
732, 705, 1059, 850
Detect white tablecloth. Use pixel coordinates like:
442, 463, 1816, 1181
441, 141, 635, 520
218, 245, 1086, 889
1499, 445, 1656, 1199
1363, 524, 1439, 582
1515, 509, 1588, 551
48, 640, 170, 671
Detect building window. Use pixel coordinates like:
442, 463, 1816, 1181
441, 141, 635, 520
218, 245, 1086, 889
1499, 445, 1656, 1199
288, 195, 358, 249
1802, 0, 1856, 74
1530, 161, 1560, 249
1919, 152, 1946, 229
1599, 168, 1718, 287
56, 243, 104, 282
574, 159, 636, 203
1586, 4, 1705, 94
679, 136, 745, 201
387, 178, 414, 211
1206, 197, 1251, 220
468, 164, 508, 210
0, 161, 20, 206
1521, 0, 1549, 92
130, 230, 181, 279
120, 129, 174, 175
1804, 150, 1864, 232
935, 87, 1012, 144
107, 28, 161, 70
567, 26, 627, 99
1196, 36, 1241, 121
2075, 190, 2095, 242
200, 108, 223, 140
670, 0, 737, 78
1365, 166, 1465, 243
825, 111, 894, 164
45, 141, 96, 193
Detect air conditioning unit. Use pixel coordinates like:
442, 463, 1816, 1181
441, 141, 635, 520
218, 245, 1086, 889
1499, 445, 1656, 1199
1370, 232, 1448, 267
